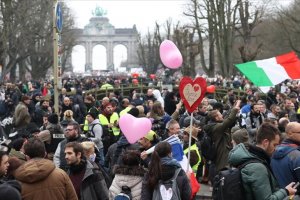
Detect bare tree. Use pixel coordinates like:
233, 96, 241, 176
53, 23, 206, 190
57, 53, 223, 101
0, 0, 75, 82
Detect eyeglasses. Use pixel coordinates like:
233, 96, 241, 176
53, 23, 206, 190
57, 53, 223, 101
65, 129, 74, 132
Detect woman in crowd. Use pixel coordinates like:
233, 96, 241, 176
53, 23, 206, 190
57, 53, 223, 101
109, 150, 146, 200
141, 142, 191, 200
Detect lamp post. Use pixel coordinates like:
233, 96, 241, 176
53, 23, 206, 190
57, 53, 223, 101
53, 0, 62, 114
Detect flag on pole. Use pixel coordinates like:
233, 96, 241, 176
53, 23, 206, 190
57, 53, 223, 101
235, 51, 300, 87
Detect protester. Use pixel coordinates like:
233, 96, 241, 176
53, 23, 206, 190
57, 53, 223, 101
109, 150, 146, 199
141, 141, 191, 200
64, 142, 109, 200
228, 122, 296, 200
15, 138, 78, 200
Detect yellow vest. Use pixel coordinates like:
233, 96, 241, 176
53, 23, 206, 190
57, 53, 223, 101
120, 107, 131, 116
99, 112, 120, 136
184, 143, 201, 173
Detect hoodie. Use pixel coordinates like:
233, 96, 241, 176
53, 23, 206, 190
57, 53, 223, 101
271, 139, 300, 188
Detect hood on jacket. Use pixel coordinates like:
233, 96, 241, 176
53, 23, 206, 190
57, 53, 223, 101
90, 119, 100, 126
272, 140, 299, 160
15, 159, 55, 183
228, 143, 256, 166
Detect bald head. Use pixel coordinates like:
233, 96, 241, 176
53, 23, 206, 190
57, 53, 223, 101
285, 122, 300, 141
286, 122, 300, 134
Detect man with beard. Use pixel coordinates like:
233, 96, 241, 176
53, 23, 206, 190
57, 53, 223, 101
245, 103, 265, 143
33, 99, 52, 127
60, 97, 73, 120
65, 142, 109, 200
54, 121, 88, 171
99, 103, 120, 154
228, 122, 297, 200
203, 100, 240, 178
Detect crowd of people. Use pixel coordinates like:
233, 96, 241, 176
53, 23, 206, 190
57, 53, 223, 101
0, 75, 300, 200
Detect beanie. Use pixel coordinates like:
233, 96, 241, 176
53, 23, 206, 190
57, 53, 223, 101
87, 110, 99, 120
47, 113, 59, 124
127, 107, 139, 117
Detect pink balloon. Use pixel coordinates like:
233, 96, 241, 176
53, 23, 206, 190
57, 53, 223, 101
119, 114, 152, 144
159, 40, 183, 69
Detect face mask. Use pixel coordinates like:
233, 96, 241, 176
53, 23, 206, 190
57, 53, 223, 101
89, 153, 96, 162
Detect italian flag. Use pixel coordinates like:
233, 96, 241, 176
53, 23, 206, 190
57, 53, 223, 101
235, 51, 300, 87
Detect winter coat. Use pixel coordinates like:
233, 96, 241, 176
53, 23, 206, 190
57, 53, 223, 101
109, 165, 145, 200
228, 143, 288, 200
15, 158, 78, 200
69, 160, 109, 200
141, 165, 191, 200
271, 139, 300, 188
203, 108, 238, 171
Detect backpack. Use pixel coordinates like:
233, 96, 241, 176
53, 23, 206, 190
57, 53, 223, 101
200, 131, 216, 161
114, 186, 132, 200
86, 123, 101, 138
152, 168, 182, 200
212, 159, 261, 200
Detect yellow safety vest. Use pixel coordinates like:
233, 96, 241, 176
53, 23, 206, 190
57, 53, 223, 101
120, 107, 131, 116
99, 112, 120, 136
184, 143, 201, 173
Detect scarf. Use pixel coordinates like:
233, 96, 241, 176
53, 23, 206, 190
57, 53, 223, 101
69, 159, 87, 174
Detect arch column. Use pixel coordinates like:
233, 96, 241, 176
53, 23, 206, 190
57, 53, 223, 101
85, 42, 92, 72
107, 41, 114, 71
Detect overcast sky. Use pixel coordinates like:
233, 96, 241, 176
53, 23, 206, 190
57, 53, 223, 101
66, 0, 188, 34
65, 0, 293, 73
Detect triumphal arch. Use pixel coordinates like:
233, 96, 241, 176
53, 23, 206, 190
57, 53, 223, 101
72, 7, 139, 71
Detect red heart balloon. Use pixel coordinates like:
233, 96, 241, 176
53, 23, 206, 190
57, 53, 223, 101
207, 85, 216, 93
179, 77, 207, 113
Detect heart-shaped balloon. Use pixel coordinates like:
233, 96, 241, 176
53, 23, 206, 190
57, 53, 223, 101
179, 77, 207, 113
159, 40, 183, 69
207, 85, 216, 93
119, 114, 152, 144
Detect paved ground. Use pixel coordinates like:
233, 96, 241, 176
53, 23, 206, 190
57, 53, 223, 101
196, 183, 212, 200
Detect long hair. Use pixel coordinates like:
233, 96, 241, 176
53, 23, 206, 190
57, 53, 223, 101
149, 101, 164, 119
147, 141, 172, 190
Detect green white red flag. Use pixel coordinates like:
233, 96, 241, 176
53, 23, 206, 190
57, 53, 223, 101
235, 51, 300, 88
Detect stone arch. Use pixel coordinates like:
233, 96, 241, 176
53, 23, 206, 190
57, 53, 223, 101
92, 44, 107, 70
71, 45, 86, 73
113, 44, 128, 71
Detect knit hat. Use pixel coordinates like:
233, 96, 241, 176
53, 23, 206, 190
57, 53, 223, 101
144, 130, 157, 142
232, 129, 249, 144
47, 113, 58, 124
184, 126, 199, 141
127, 107, 139, 117
87, 110, 99, 120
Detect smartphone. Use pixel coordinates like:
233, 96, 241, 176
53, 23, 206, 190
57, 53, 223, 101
293, 182, 300, 189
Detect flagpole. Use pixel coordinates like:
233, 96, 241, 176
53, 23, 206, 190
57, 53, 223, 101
187, 112, 193, 172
